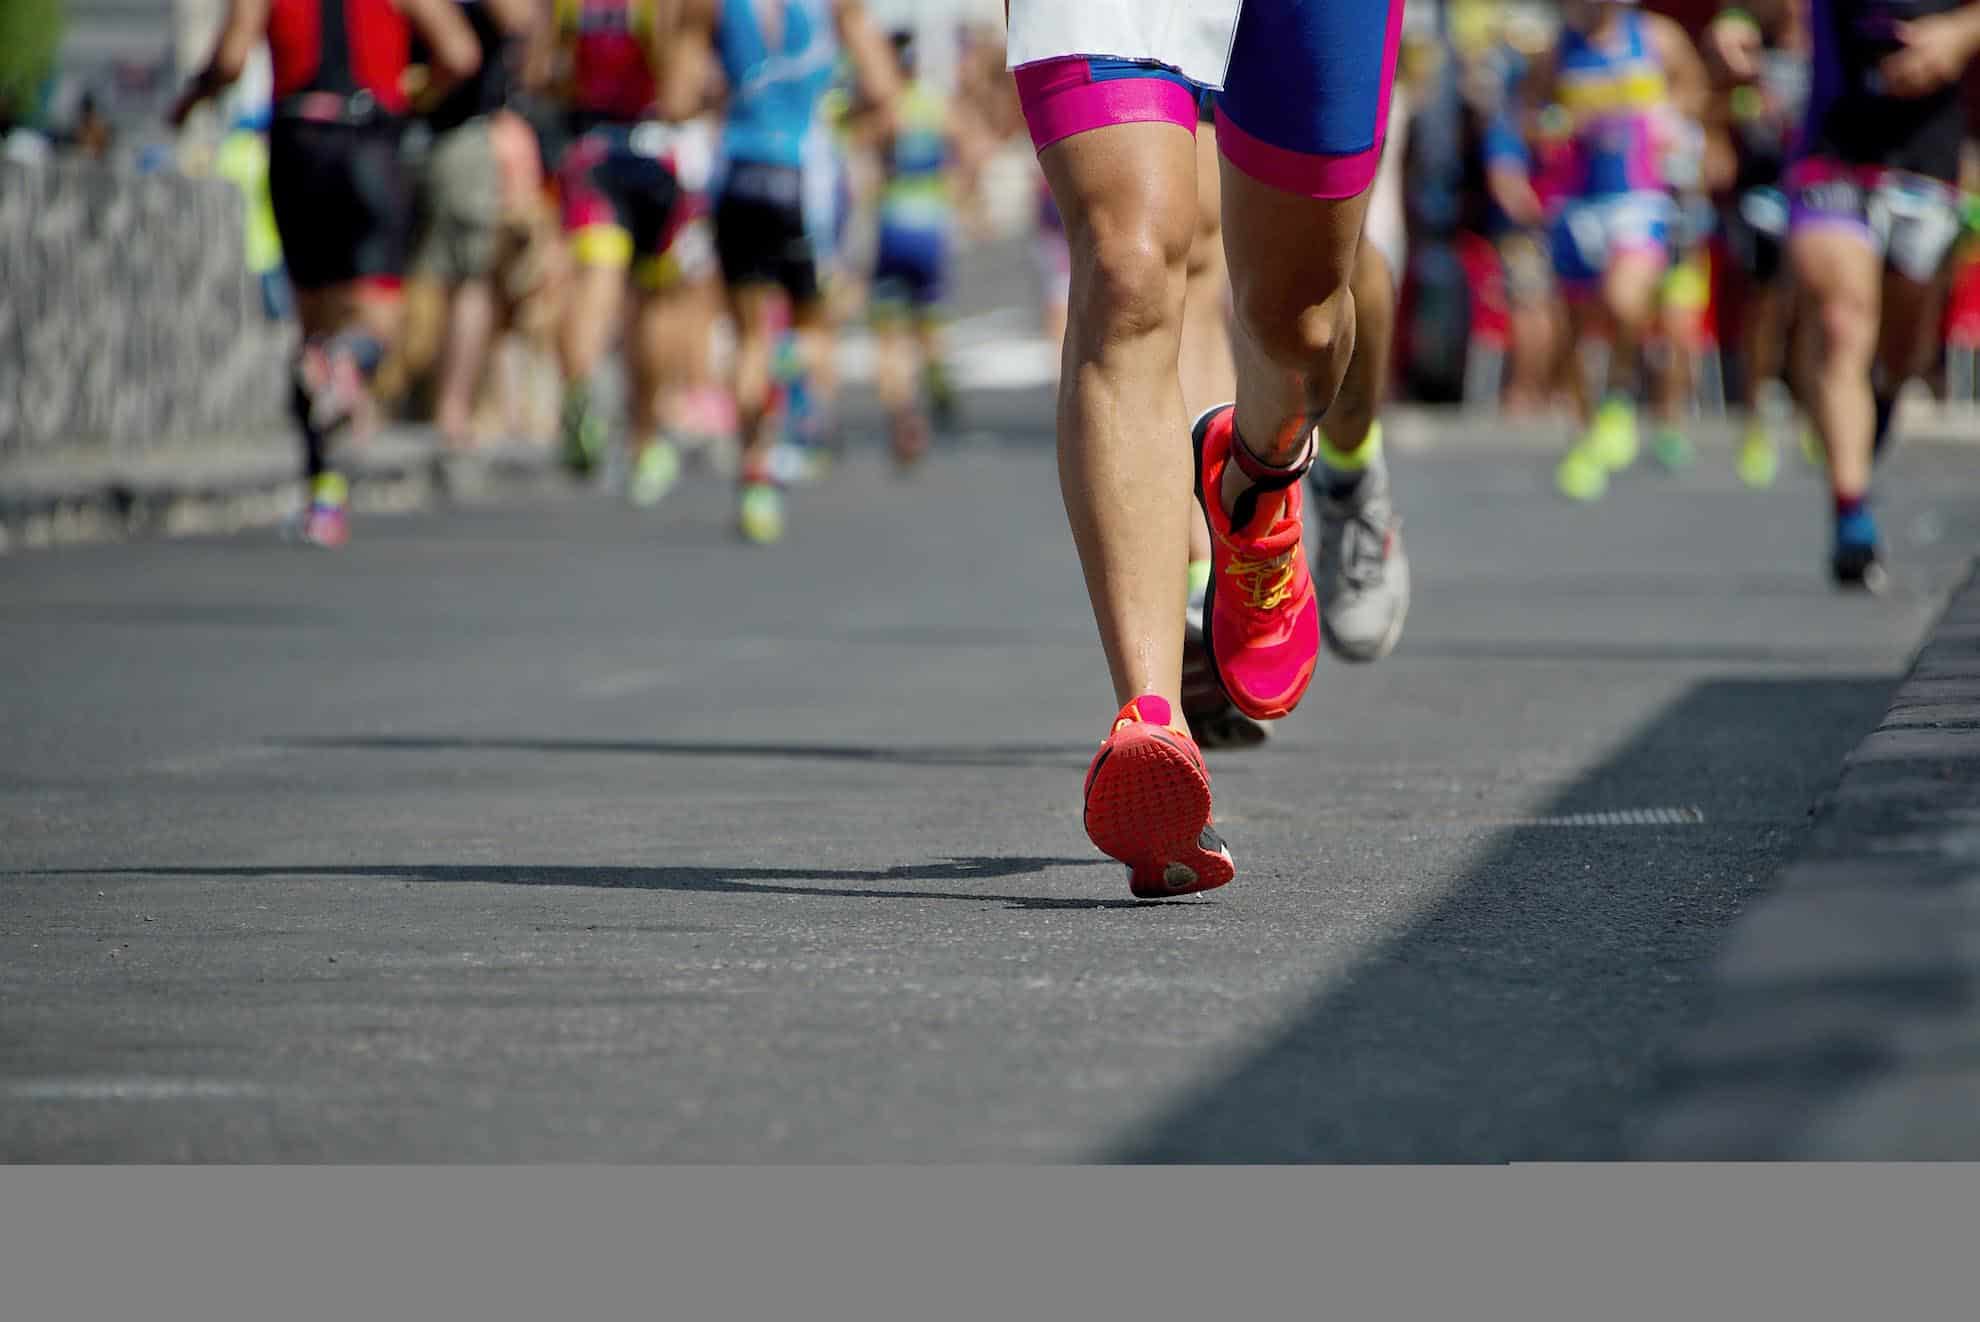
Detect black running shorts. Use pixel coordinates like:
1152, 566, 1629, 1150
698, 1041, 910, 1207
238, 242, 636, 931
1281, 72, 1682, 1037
713, 161, 820, 306
268, 116, 413, 291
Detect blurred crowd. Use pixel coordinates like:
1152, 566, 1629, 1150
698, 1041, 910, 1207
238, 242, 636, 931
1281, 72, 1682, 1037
141, 9, 1030, 470
8, 2, 1980, 504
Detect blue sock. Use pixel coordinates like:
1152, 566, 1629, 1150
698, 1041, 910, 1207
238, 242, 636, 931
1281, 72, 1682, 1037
1834, 493, 1877, 548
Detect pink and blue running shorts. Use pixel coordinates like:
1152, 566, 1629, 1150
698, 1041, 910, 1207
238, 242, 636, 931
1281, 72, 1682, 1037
1013, 0, 1406, 200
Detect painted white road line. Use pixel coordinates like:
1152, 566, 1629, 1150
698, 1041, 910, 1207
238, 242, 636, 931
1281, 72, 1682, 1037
4, 1078, 279, 1102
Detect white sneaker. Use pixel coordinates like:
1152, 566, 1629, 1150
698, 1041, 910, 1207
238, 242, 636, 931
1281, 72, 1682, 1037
1312, 460, 1410, 664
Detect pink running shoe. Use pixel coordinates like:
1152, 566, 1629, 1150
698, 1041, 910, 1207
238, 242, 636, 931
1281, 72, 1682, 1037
1190, 404, 1321, 722
1082, 695, 1234, 899
296, 473, 349, 549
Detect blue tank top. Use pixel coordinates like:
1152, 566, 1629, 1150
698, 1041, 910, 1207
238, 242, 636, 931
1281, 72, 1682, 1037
1554, 11, 1666, 198
715, 0, 838, 170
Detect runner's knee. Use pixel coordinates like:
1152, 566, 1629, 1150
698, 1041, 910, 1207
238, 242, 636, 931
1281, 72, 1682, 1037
1814, 293, 1877, 368
1072, 213, 1191, 346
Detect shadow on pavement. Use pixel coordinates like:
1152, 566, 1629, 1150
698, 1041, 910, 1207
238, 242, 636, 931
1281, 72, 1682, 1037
1629, 639, 1980, 1159
1394, 638, 1901, 665
42, 855, 1152, 912
1104, 675, 1896, 1163
283, 734, 1096, 770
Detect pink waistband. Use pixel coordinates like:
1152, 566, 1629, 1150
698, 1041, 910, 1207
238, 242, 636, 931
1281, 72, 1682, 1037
1214, 108, 1382, 201
1014, 59, 1199, 155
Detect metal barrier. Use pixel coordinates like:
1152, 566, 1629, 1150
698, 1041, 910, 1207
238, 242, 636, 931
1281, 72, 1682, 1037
0, 158, 293, 460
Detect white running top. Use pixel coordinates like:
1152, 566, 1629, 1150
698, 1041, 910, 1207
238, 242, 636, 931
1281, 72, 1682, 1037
1004, 0, 1244, 89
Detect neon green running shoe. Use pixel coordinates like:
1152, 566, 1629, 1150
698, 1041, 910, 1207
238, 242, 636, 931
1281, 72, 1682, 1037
737, 481, 786, 545
1799, 426, 1824, 468
1736, 422, 1780, 489
627, 440, 682, 509
1587, 397, 1639, 472
560, 381, 607, 477
1651, 426, 1695, 472
1555, 444, 1609, 502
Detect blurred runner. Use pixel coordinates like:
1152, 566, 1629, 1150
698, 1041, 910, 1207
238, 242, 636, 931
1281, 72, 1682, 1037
859, 29, 987, 470
1477, 18, 1570, 418
1708, 0, 1812, 488
172, 0, 482, 548
1713, 0, 1980, 589
666, 0, 900, 545
1647, 98, 1715, 473
1009, 0, 1406, 896
477, 105, 572, 445
1521, 0, 1708, 502
643, 112, 732, 468
412, 0, 534, 452
544, 0, 700, 508
772, 68, 861, 485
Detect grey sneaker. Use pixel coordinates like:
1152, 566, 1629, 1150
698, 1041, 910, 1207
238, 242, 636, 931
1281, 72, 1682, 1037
1311, 463, 1410, 663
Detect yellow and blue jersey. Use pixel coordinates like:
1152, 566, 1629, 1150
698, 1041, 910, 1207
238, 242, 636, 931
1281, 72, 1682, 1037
879, 80, 951, 232
1554, 11, 1667, 197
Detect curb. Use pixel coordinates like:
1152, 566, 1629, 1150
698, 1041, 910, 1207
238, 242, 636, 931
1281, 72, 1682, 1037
1631, 561, 1980, 1159
0, 430, 566, 554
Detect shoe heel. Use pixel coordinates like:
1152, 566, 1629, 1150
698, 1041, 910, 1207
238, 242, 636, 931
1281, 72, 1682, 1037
1084, 727, 1233, 898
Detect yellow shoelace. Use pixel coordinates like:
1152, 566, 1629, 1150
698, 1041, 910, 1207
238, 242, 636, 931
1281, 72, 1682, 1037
1225, 545, 1298, 611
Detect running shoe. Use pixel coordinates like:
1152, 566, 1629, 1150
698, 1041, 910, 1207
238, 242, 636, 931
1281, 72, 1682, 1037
1311, 455, 1410, 664
560, 381, 606, 477
297, 472, 349, 549
1735, 420, 1780, 489
737, 480, 786, 545
1650, 426, 1696, 472
923, 358, 959, 432
1182, 582, 1269, 749
1799, 427, 1824, 468
1191, 404, 1321, 722
1586, 396, 1640, 472
627, 439, 682, 508
768, 439, 828, 487
1554, 444, 1610, 502
1832, 506, 1888, 593
1082, 694, 1234, 899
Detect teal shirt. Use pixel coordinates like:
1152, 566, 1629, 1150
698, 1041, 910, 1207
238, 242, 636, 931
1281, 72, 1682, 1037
716, 0, 839, 170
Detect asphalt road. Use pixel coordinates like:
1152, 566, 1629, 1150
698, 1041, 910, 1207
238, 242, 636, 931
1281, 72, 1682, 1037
5, 410, 1980, 1161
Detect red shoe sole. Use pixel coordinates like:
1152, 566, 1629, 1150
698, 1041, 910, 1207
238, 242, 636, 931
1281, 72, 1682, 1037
1083, 724, 1234, 899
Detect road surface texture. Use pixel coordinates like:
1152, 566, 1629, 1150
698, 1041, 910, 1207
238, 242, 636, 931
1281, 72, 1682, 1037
5, 411, 1980, 1160
1634, 563, 1980, 1159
